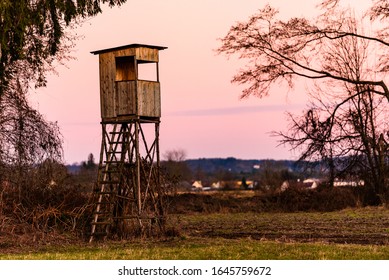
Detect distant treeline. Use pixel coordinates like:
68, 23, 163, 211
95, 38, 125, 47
185, 157, 323, 176
66, 157, 327, 181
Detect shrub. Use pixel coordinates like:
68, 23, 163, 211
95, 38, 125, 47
276, 186, 359, 212
0, 160, 92, 239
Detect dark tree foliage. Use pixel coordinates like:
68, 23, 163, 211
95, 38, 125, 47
0, 0, 127, 94
81, 153, 97, 170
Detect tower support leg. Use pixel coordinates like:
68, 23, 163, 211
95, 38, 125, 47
90, 120, 166, 241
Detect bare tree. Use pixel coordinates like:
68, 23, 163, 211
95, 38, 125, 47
217, 2, 388, 202
0, 81, 62, 165
162, 149, 192, 182
217, 4, 389, 101
163, 149, 187, 162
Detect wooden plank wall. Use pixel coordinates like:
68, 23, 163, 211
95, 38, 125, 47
114, 81, 160, 118
99, 52, 116, 119
99, 47, 161, 119
136, 47, 159, 62
137, 81, 161, 117
116, 81, 137, 116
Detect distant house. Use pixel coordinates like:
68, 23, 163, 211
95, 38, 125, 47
192, 180, 203, 190
333, 179, 365, 187
280, 179, 319, 192
211, 181, 222, 189
236, 180, 254, 189
302, 178, 319, 189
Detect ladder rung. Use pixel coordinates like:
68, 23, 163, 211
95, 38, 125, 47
109, 131, 129, 134
113, 216, 138, 220
99, 180, 120, 184
113, 215, 156, 220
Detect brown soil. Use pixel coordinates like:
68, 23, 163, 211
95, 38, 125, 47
177, 212, 389, 245
169, 192, 389, 245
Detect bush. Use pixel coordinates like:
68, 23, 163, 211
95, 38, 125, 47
0, 160, 92, 239
168, 187, 369, 214
277, 186, 358, 212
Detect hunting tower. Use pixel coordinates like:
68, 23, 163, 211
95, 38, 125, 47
89, 44, 167, 241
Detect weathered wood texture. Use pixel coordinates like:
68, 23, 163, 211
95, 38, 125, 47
115, 81, 137, 116
115, 81, 160, 117
97, 46, 161, 120
137, 81, 161, 117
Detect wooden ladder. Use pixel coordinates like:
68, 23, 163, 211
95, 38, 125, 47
89, 124, 124, 242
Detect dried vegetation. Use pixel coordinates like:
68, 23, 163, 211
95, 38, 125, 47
0, 169, 388, 255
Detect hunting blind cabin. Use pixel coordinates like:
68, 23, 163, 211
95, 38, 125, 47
89, 44, 167, 241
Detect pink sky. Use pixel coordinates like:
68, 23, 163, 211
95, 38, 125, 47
31, 0, 356, 164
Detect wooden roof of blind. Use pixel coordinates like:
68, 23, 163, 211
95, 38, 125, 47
91, 44, 168, 55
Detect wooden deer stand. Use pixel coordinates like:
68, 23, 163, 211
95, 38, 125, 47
89, 44, 167, 242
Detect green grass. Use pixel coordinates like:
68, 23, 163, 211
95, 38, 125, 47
2, 238, 389, 260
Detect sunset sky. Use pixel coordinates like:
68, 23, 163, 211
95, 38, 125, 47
30, 0, 366, 164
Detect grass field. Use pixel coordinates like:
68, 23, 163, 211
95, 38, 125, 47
2, 238, 389, 260
1, 207, 389, 260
